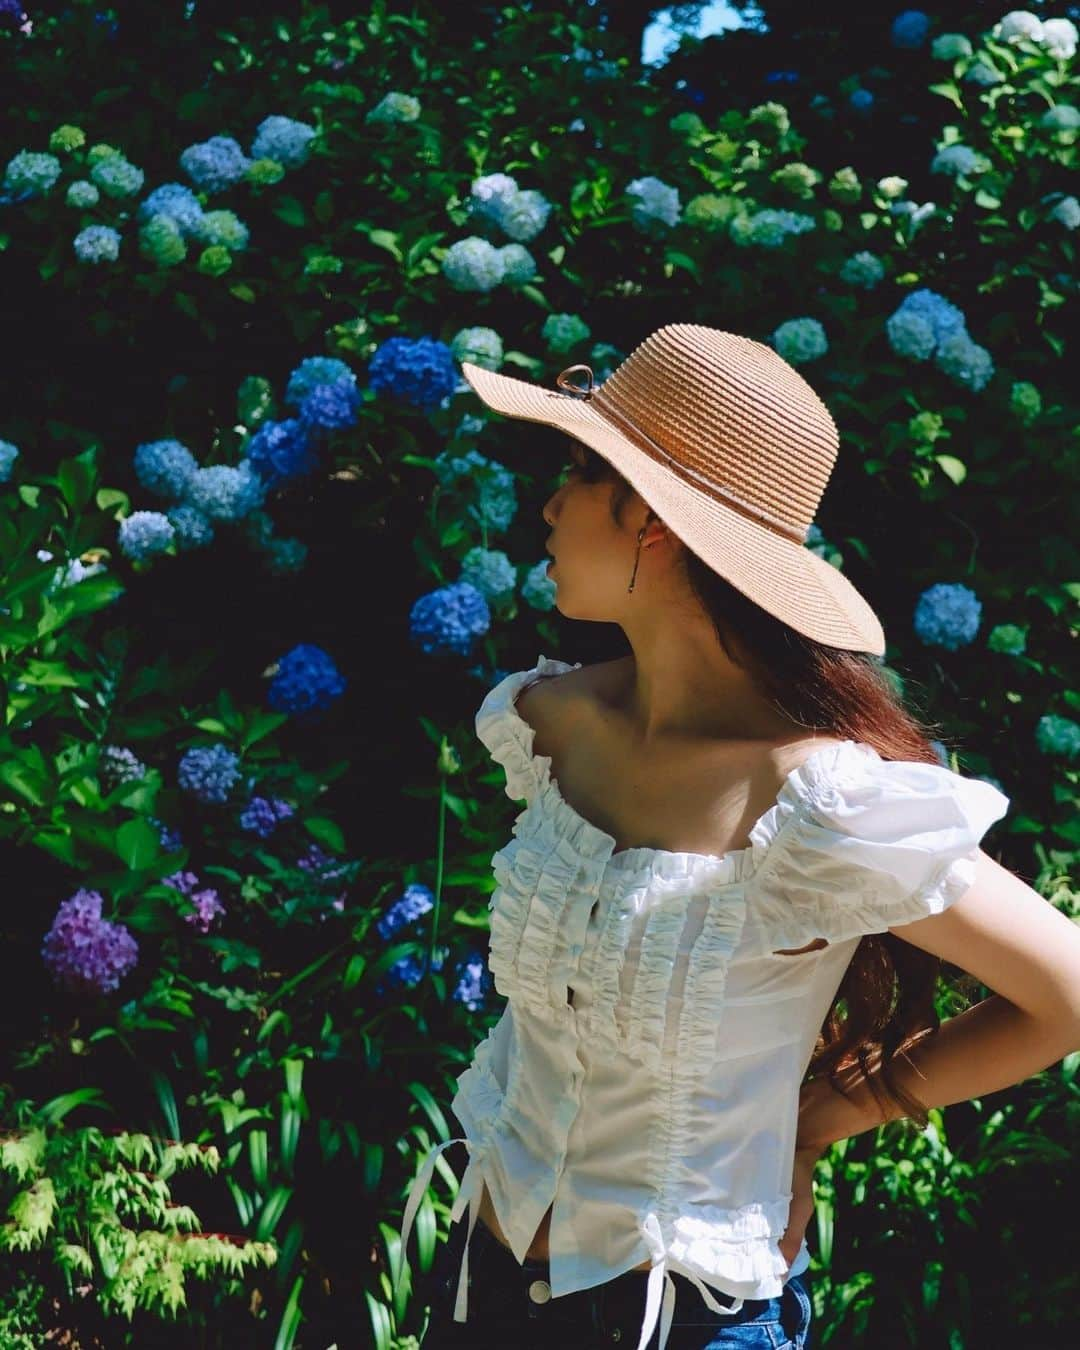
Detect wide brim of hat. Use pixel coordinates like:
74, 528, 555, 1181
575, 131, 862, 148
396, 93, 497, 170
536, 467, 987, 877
460, 360, 886, 656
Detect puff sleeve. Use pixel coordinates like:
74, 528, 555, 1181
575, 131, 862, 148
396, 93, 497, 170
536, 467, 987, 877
744, 746, 1011, 953
474, 653, 580, 804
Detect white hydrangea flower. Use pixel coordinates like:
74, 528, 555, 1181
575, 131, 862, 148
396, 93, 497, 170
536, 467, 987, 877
876, 175, 909, 199
626, 176, 681, 231
441, 237, 506, 292
996, 11, 1044, 44
1049, 194, 1080, 228
1041, 18, 1079, 60
930, 145, 980, 177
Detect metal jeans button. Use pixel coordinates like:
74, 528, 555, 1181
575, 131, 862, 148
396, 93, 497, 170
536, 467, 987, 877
528, 1279, 552, 1304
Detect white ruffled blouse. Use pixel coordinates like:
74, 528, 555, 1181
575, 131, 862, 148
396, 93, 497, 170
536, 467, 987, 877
399, 654, 1010, 1350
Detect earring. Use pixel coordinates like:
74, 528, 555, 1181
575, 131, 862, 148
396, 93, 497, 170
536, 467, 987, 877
627, 526, 647, 593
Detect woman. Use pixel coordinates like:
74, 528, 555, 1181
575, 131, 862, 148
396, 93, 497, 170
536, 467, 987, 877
398, 325, 1080, 1350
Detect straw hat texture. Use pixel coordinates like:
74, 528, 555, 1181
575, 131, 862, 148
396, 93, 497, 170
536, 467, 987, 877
460, 323, 886, 656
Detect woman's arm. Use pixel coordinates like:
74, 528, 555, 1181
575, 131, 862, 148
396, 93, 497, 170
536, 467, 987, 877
796, 848, 1080, 1150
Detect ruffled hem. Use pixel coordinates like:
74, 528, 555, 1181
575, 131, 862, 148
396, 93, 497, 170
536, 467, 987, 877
474, 653, 580, 804
663, 1198, 795, 1295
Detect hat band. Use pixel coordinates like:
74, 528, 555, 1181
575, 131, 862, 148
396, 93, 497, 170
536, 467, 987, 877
588, 383, 809, 546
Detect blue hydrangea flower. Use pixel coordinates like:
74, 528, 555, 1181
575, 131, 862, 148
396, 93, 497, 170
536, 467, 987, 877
178, 742, 243, 803
931, 33, 974, 60
0, 440, 19, 482
246, 417, 320, 487
74, 225, 122, 263
1035, 713, 1080, 759
450, 326, 504, 371
498, 243, 537, 286
885, 311, 936, 361
409, 581, 491, 656
891, 10, 930, 48
1049, 195, 1080, 229
285, 356, 358, 409
964, 59, 1004, 87
469, 172, 519, 224
376, 883, 435, 941
521, 558, 557, 611
1041, 105, 1080, 132
3, 149, 62, 197
933, 333, 995, 392
151, 817, 184, 852
542, 313, 591, 354
432, 448, 518, 532
267, 643, 346, 715
42, 889, 139, 995
299, 379, 361, 431
179, 135, 251, 192
138, 183, 205, 236
66, 180, 100, 208
494, 188, 553, 243
368, 336, 458, 410
184, 462, 265, 521
913, 582, 982, 650
167, 503, 215, 551
118, 510, 175, 560
729, 208, 816, 248
771, 318, 828, 365
850, 89, 874, 112
90, 154, 144, 199
840, 251, 886, 288
886, 288, 968, 359
239, 795, 296, 837
460, 546, 517, 605
931, 145, 980, 178
100, 745, 148, 785
376, 947, 447, 994
626, 175, 681, 231
134, 439, 199, 499
250, 115, 317, 169
442, 237, 506, 292
452, 950, 493, 1011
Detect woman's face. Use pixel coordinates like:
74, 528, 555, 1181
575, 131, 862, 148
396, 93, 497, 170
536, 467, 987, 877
541, 440, 645, 619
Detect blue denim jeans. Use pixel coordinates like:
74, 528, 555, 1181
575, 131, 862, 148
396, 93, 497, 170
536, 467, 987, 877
419, 1216, 814, 1350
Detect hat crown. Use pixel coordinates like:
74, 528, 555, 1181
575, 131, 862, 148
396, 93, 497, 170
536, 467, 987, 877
591, 324, 840, 541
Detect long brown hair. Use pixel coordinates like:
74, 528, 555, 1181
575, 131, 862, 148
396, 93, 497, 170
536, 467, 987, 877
568, 438, 973, 1128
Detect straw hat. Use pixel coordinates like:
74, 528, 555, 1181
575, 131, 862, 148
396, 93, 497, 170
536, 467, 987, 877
460, 323, 885, 656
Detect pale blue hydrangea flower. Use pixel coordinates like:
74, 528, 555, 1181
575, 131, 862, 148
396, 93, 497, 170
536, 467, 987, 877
590, 342, 622, 382
887, 288, 968, 356
803, 523, 827, 557
452, 950, 493, 1011
771, 318, 827, 365
61, 557, 107, 586
997, 11, 1044, 43
368, 336, 458, 409
1049, 195, 1080, 228
100, 745, 148, 785
891, 10, 930, 48
494, 188, 553, 243
3, 149, 62, 197
266, 536, 308, 574
139, 215, 187, 267
626, 175, 681, 231
469, 173, 519, 224
931, 33, 973, 60
886, 311, 937, 360
1040, 105, 1080, 132
376, 883, 434, 941
521, 558, 557, 611
74, 225, 122, 263
442, 237, 506, 291
840, 251, 886, 288
134, 439, 199, 499
450, 326, 504, 371
250, 115, 317, 169
179, 135, 251, 192
459, 546, 516, 604
1041, 18, 1078, 60
934, 333, 995, 392
498, 242, 537, 285
167, 503, 215, 551
889, 199, 937, 228
184, 463, 265, 520
118, 510, 175, 560
931, 145, 980, 177
1035, 713, 1080, 759
432, 450, 518, 532
456, 413, 487, 438
0, 440, 18, 481
988, 623, 1027, 656
409, 580, 491, 656
89, 154, 144, 199
730, 208, 815, 247
193, 209, 250, 250
285, 356, 357, 408
542, 313, 591, 354
366, 92, 421, 124
178, 742, 243, 803
138, 183, 205, 236
66, 180, 99, 208
964, 59, 1004, 86
913, 582, 982, 650
877, 176, 909, 199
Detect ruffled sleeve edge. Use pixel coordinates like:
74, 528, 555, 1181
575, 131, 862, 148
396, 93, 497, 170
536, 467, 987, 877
474, 652, 580, 803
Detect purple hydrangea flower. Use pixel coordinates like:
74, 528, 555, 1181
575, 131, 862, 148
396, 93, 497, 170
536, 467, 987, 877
296, 843, 350, 886
162, 870, 226, 933
100, 744, 148, 786
41, 889, 139, 996
178, 742, 243, 803
245, 417, 320, 488
298, 379, 361, 432
367, 336, 459, 410
376, 883, 435, 941
408, 580, 491, 656
239, 795, 296, 838
267, 643, 346, 715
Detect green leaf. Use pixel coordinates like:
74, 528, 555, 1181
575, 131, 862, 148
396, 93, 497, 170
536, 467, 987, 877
273, 196, 306, 228
57, 457, 96, 512
934, 454, 967, 485
304, 816, 345, 853
229, 283, 256, 303
95, 487, 130, 513
115, 818, 161, 870
365, 228, 403, 262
